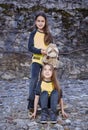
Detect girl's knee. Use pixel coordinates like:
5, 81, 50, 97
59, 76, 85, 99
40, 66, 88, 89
42, 91, 48, 95
51, 90, 58, 95
41, 91, 48, 97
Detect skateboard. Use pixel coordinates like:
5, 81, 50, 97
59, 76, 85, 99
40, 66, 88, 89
28, 104, 68, 118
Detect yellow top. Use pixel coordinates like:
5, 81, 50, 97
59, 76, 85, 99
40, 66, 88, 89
32, 31, 48, 64
41, 81, 54, 95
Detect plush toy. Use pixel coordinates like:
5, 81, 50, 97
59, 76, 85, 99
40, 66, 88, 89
42, 43, 59, 68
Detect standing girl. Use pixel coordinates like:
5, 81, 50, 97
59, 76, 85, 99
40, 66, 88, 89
27, 11, 53, 111
31, 64, 68, 123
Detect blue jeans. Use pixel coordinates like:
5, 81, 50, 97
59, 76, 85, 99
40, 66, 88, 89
40, 90, 59, 113
28, 62, 42, 109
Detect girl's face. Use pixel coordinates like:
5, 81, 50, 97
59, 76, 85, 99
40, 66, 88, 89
42, 65, 53, 81
35, 16, 46, 31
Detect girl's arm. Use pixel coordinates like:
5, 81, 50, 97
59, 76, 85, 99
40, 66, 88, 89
31, 95, 39, 118
28, 31, 41, 54
31, 81, 41, 118
28, 31, 46, 55
59, 98, 68, 118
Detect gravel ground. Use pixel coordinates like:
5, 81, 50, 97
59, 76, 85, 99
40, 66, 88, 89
0, 79, 88, 130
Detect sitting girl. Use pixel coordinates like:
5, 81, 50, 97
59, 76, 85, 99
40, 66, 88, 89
31, 64, 68, 123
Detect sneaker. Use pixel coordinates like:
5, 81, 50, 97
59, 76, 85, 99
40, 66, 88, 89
40, 111, 48, 123
50, 111, 57, 124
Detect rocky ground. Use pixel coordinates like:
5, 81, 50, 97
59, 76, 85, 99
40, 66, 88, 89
0, 79, 88, 130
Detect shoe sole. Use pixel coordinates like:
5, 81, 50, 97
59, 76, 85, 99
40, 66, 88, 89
40, 121, 47, 124
50, 121, 57, 124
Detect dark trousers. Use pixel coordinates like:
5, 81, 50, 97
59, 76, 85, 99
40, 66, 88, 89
28, 62, 42, 109
40, 90, 59, 113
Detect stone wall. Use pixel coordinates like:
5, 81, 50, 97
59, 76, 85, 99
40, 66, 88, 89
0, 0, 88, 80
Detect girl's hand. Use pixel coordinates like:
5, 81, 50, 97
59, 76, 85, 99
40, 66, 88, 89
41, 49, 46, 55
31, 112, 36, 119
61, 110, 69, 118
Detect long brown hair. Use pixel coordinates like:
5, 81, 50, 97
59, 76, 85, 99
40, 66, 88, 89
40, 64, 61, 93
35, 11, 53, 45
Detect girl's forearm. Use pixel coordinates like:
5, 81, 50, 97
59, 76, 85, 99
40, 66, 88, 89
59, 98, 68, 118
34, 96, 39, 114
59, 98, 64, 112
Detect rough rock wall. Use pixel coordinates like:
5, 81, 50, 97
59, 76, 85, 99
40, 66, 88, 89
0, 0, 88, 80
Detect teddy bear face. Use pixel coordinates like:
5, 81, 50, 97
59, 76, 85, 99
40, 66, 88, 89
42, 43, 59, 68
47, 44, 59, 58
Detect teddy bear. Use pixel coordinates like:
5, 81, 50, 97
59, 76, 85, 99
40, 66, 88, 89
42, 43, 59, 68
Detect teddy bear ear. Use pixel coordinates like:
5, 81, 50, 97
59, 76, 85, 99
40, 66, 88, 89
47, 47, 52, 53
54, 48, 59, 54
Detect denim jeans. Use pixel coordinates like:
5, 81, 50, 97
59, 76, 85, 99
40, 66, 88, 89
28, 62, 42, 109
40, 90, 59, 113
